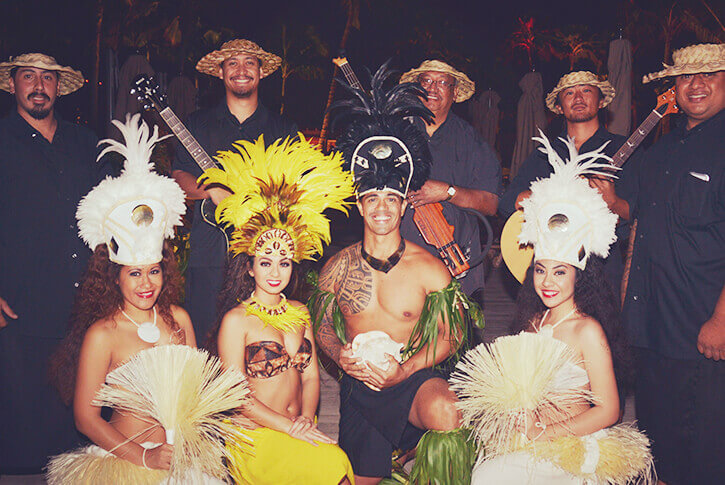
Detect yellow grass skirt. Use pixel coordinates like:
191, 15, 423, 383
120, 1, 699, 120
226, 426, 354, 484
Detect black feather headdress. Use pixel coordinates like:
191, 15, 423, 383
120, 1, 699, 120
331, 61, 434, 197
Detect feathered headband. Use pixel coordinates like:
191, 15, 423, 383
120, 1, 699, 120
332, 61, 433, 198
199, 134, 354, 262
76, 114, 186, 265
518, 130, 619, 269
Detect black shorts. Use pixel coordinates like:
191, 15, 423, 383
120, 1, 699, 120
338, 368, 445, 478
635, 348, 725, 485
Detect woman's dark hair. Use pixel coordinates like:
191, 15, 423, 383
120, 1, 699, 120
205, 253, 305, 354
511, 256, 633, 396
49, 242, 183, 405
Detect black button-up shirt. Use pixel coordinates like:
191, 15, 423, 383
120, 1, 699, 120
400, 112, 502, 295
0, 111, 106, 338
623, 109, 725, 360
172, 102, 298, 268
499, 126, 640, 219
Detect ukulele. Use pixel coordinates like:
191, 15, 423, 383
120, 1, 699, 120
132, 75, 231, 249
333, 56, 471, 277
501, 88, 679, 283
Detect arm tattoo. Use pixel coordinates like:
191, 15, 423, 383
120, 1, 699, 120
316, 297, 343, 363
315, 244, 373, 363
334, 243, 373, 315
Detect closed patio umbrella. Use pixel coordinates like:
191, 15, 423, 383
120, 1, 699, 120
510, 72, 547, 178
607, 38, 633, 136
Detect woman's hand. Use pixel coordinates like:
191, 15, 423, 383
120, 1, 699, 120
515, 410, 546, 441
143, 443, 174, 470
287, 417, 336, 446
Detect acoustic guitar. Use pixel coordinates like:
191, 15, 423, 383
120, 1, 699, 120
501, 88, 679, 283
332, 56, 471, 277
132, 74, 231, 249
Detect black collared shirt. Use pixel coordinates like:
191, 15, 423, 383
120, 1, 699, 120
0, 111, 107, 338
623, 109, 725, 360
400, 112, 502, 294
499, 126, 640, 219
172, 102, 297, 268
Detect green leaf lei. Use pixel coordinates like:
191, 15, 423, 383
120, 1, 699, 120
307, 271, 484, 366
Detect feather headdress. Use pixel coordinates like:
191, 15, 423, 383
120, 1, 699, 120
518, 130, 619, 269
332, 61, 433, 197
76, 114, 186, 265
199, 134, 354, 261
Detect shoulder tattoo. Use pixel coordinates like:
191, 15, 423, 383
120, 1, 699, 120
320, 243, 373, 315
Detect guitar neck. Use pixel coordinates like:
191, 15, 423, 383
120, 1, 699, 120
158, 107, 218, 171
610, 106, 666, 168
338, 62, 364, 90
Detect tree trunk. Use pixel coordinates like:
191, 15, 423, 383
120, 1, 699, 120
90, 0, 104, 131
319, 1, 357, 151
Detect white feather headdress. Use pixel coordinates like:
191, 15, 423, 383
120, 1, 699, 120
518, 130, 619, 269
76, 114, 186, 265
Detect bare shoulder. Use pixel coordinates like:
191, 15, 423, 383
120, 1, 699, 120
572, 316, 609, 349
403, 240, 451, 292
171, 304, 191, 325
221, 305, 253, 329
83, 318, 116, 348
318, 242, 361, 292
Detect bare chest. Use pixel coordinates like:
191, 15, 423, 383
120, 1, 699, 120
336, 258, 426, 322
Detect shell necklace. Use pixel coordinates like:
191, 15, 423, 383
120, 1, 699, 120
120, 306, 160, 344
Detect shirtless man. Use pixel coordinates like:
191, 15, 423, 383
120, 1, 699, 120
311, 63, 480, 484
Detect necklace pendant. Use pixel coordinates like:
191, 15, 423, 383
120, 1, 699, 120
137, 321, 161, 344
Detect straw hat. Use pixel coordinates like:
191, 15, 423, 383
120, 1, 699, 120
643, 43, 725, 83
0, 53, 84, 96
400, 60, 475, 103
545, 71, 615, 113
196, 39, 281, 79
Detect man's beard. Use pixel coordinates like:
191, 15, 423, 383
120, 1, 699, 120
28, 105, 52, 120
229, 84, 256, 99
567, 111, 598, 123
26, 93, 52, 119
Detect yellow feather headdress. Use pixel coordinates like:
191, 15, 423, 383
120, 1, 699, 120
199, 134, 354, 261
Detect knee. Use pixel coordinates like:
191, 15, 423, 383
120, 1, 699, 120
428, 391, 460, 431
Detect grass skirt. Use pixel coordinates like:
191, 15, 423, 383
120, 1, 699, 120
46, 443, 226, 484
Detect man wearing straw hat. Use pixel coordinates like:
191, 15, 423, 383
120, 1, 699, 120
500, 70, 640, 291
0, 53, 108, 475
623, 43, 725, 485
171, 39, 297, 343
399, 60, 502, 303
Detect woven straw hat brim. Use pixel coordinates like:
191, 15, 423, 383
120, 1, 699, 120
643, 62, 725, 83
643, 43, 725, 83
400, 60, 475, 103
545, 72, 615, 112
0, 54, 84, 96
196, 43, 281, 79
